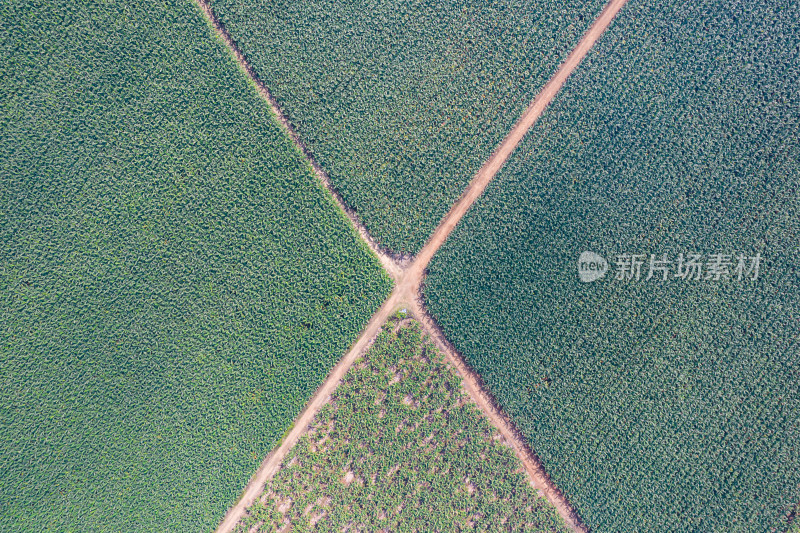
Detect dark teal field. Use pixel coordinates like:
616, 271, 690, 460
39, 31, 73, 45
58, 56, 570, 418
0, 1, 390, 530
425, 0, 800, 530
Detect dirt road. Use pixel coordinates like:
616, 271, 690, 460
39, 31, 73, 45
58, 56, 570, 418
214, 292, 404, 533
409, 0, 629, 282
204, 0, 629, 530
194, 0, 403, 282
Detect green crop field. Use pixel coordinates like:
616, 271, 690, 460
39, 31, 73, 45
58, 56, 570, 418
424, 0, 800, 531
236, 315, 569, 532
0, 1, 391, 531
206, 0, 607, 254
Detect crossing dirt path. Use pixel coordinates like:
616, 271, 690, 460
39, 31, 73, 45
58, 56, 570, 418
201, 0, 629, 530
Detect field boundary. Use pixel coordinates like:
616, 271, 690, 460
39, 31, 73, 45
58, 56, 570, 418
193, 0, 404, 281
200, 0, 629, 530
406, 0, 629, 280
214, 293, 405, 533
410, 301, 586, 530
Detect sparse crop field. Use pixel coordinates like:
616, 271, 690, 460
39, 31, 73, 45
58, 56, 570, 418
0, 1, 391, 531
236, 316, 569, 532
424, 0, 800, 530
207, 0, 607, 254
